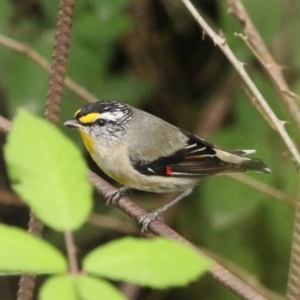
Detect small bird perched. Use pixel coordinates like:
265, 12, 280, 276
64, 101, 270, 232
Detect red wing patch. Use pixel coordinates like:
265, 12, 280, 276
166, 166, 173, 175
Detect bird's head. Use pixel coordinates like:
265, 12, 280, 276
64, 101, 132, 152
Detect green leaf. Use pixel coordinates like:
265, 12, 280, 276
4, 110, 93, 231
83, 237, 212, 289
40, 274, 128, 300
40, 275, 77, 300
0, 224, 66, 274
77, 275, 127, 300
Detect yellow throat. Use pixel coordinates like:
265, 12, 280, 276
79, 130, 95, 156
74, 111, 101, 157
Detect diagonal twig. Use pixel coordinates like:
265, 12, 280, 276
222, 1, 300, 298
179, 0, 300, 170
0, 190, 24, 206
0, 34, 98, 104
226, 0, 300, 133
287, 184, 300, 300
88, 171, 269, 300
0, 115, 11, 134
287, 198, 300, 300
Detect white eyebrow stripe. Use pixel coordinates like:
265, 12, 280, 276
147, 167, 155, 173
96, 111, 125, 121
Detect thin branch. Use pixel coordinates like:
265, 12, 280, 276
0, 34, 98, 103
18, 210, 44, 300
180, 0, 300, 169
222, 2, 300, 298
227, 173, 296, 208
88, 171, 269, 300
0, 115, 11, 134
45, 0, 78, 279
226, 0, 300, 133
243, 87, 276, 131
45, 0, 75, 124
202, 247, 285, 300
17, 274, 36, 300
287, 182, 300, 300
0, 189, 25, 206
17, 212, 43, 300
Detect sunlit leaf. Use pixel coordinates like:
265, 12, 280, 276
83, 237, 212, 288
4, 110, 93, 231
77, 275, 127, 300
40, 275, 76, 300
0, 224, 66, 274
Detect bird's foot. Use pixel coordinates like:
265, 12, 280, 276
139, 210, 164, 234
106, 186, 129, 207
138, 189, 194, 233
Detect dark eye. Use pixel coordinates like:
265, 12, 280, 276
96, 119, 106, 126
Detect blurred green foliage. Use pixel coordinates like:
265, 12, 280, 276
0, 0, 299, 299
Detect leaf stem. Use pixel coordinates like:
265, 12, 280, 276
64, 230, 79, 275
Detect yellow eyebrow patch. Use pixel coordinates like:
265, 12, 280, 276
79, 113, 100, 124
74, 109, 81, 117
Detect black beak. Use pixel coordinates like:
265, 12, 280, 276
63, 118, 82, 129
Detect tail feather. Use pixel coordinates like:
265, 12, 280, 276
240, 157, 271, 173
215, 148, 271, 174
231, 149, 256, 156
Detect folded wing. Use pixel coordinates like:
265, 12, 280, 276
131, 130, 270, 177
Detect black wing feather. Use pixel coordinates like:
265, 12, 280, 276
131, 131, 235, 177
131, 130, 269, 177
131, 147, 186, 176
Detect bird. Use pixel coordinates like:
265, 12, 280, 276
64, 101, 270, 232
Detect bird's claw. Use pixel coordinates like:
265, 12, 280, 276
106, 186, 129, 207
139, 211, 164, 234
